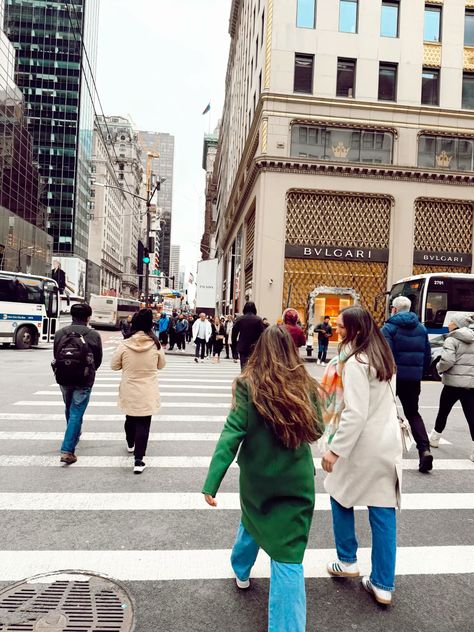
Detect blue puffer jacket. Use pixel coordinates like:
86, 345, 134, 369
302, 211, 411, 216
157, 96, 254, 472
381, 312, 431, 381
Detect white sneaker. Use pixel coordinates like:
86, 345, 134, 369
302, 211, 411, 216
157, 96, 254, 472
126, 445, 134, 454
133, 460, 146, 474
235, 576, 250, 589
470, 450, 474, 463
327, 560, 360, 577
316, 359, 321, 365
362, 576, 392, 605
429, 429, 442, 448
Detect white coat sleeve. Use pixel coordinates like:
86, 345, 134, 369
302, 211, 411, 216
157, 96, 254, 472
328, 359, 370, 459
110, 344, 123, 371
157, 348, 166, 370
437, 337, 457, 374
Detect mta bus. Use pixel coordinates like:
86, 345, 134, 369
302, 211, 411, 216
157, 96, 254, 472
387, 272, 474, 378
89, 294, 140, 329
0, 271, 60, 349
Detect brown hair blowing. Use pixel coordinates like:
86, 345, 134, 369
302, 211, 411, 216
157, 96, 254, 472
234, 325, 324, 449
339, 306, 396, 382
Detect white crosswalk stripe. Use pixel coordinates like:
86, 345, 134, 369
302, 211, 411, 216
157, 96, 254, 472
0, 350, 472, 596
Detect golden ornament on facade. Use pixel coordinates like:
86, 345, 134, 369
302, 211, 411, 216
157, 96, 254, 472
463, 47, 474, 71
435, 151, 453, 168
423, 44, 442, 68
331, 142, 350, 159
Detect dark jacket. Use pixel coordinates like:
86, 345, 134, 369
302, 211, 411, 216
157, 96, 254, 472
175, 318, 188, 334
381, 312, 431, 381
54, 322, 103, 387
51, 268, 66, 292
315, 321, 332, 342
231, 313, 265, 356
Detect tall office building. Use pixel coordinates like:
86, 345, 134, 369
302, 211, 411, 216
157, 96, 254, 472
215, 0, 474, 323
169, 243, 180, 288
0, 0, 51, 274
138, 131, 174, 278
4, 0, 100, 276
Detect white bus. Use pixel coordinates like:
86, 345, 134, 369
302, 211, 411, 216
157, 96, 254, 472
387, 272, 474, 377
0, 271, 60, 349
89, 294, 140, 329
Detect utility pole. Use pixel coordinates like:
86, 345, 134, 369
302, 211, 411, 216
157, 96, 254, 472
144, 151, 160, 306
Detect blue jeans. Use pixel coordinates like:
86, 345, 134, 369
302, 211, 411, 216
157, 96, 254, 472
231, 523, 306, 632
60, 386, 91, 454
318, 340, 328, 362
330, 497, 397, 592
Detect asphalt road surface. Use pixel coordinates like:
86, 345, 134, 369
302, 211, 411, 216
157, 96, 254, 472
0, 330, 473, 631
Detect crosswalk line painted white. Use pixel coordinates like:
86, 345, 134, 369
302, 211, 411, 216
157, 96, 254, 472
0, 546, 472, 582
0, 413, 226, 422
0, 455, 471, 470
51, 383, 233, 389
35, 391, 232, 398
0, 492, 471, 511
95, 378, 234, 383
14, 401, 230, 408
0, 432, 220, 442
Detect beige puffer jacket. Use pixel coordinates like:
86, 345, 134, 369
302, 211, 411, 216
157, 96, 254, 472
111, 332, 166, 415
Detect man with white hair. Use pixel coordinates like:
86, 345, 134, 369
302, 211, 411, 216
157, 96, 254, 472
382, 296, 433, 473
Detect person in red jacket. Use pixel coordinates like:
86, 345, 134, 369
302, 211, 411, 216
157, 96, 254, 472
283, 308, 306, 348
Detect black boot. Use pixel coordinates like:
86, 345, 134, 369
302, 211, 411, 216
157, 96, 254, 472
419, 450, 433, 473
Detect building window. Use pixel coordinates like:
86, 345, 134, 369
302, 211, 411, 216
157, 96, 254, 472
291, 124, 394, 164
424, 5, 441, 43
339, 0, 358, 33
378, 62, 397, 101
418, 134, 474, 171
293, 53, 314, 93
296, 0, 316, 29
465, 10, 474, 46
421, 67, 440, 105
336, 58, 356, 97
381, 1, 399, 38
462, 72, 474, 109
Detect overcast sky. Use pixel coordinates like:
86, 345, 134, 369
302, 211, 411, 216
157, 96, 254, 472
96, 0, 231, 274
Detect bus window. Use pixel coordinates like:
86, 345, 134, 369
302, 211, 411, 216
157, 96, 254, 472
388, 280, 424, 319
425, 291, 448, 326
451, 280, 474, 312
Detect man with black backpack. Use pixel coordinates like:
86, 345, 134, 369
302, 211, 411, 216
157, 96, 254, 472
52, 303, 103, 465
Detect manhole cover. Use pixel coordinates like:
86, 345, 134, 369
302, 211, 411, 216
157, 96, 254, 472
0, 571, 135, 631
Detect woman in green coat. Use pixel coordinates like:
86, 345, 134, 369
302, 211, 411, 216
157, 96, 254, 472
202, 325, 323, 632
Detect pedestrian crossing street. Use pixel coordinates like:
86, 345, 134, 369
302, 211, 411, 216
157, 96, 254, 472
0, 336, 473, 629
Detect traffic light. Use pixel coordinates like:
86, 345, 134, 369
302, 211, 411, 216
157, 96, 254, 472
143, 249, 151, 265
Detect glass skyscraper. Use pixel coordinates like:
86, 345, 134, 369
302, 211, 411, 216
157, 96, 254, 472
4, 0, 99, 260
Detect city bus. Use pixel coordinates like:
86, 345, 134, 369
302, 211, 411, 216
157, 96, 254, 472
0, 271, 60, 349
89, 294, 140, 329
387, 272, 474, 377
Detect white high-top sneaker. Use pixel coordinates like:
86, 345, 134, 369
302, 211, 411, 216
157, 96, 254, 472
429, 429, 442, 448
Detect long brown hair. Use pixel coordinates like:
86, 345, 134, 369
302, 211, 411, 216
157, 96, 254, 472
339, 306, 395, 381
234, 325, 324, 449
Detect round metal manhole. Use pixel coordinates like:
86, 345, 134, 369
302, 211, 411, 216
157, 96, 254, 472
0, 571, 135, 631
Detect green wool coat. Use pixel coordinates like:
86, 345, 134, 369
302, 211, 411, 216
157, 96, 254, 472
202, 380, 318, 564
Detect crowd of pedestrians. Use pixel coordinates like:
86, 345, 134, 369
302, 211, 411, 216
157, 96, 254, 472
51, 294, 474, 630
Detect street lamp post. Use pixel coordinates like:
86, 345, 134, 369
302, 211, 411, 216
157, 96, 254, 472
144, 151, 160, 307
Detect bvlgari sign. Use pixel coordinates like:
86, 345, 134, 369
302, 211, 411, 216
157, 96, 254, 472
413, 250, 472, 268
285, 244, 390, 263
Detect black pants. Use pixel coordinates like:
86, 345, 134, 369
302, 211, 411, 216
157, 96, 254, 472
186, 328, 193, 343
213, 339, 224, 357
195, 337, 206, 359
435, 385, 474, 440
224, 335, 230, 359
240, 353, 249, 370
396, 379, 430, 452
231, 342, 238, 360
318, 340, 329, 362
176, 332, 186, 350
168, 330, 176, 350
206, 338, 214, 356
124, 415, 152, 461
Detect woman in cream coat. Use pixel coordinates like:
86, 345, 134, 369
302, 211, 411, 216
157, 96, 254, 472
321, 306, 402, 607
111, 309, 166, 474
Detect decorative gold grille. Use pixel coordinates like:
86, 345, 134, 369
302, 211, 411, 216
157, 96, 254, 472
464, 47, 474, 71
413, 264, 471, 275
423, 44, 442, 68
414, 199, 474, 252
245, 211, 255, 261
283, 259, 387, 324
286, 191, 391, 248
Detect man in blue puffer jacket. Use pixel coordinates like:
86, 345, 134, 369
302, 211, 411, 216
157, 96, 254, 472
382, 296, 433, 473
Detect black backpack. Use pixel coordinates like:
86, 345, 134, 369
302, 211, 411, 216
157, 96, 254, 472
52, 331, 94, 386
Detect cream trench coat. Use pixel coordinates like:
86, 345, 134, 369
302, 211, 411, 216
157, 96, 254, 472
324, 354, 403, 509
111, 332, 166, 416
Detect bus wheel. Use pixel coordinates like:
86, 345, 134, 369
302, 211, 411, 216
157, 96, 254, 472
2, 343, 10, 348
15, 326, 34, 349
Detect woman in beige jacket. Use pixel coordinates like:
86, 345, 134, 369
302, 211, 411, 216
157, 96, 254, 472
111, 309, 166, 473
321, 306, 402, 607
